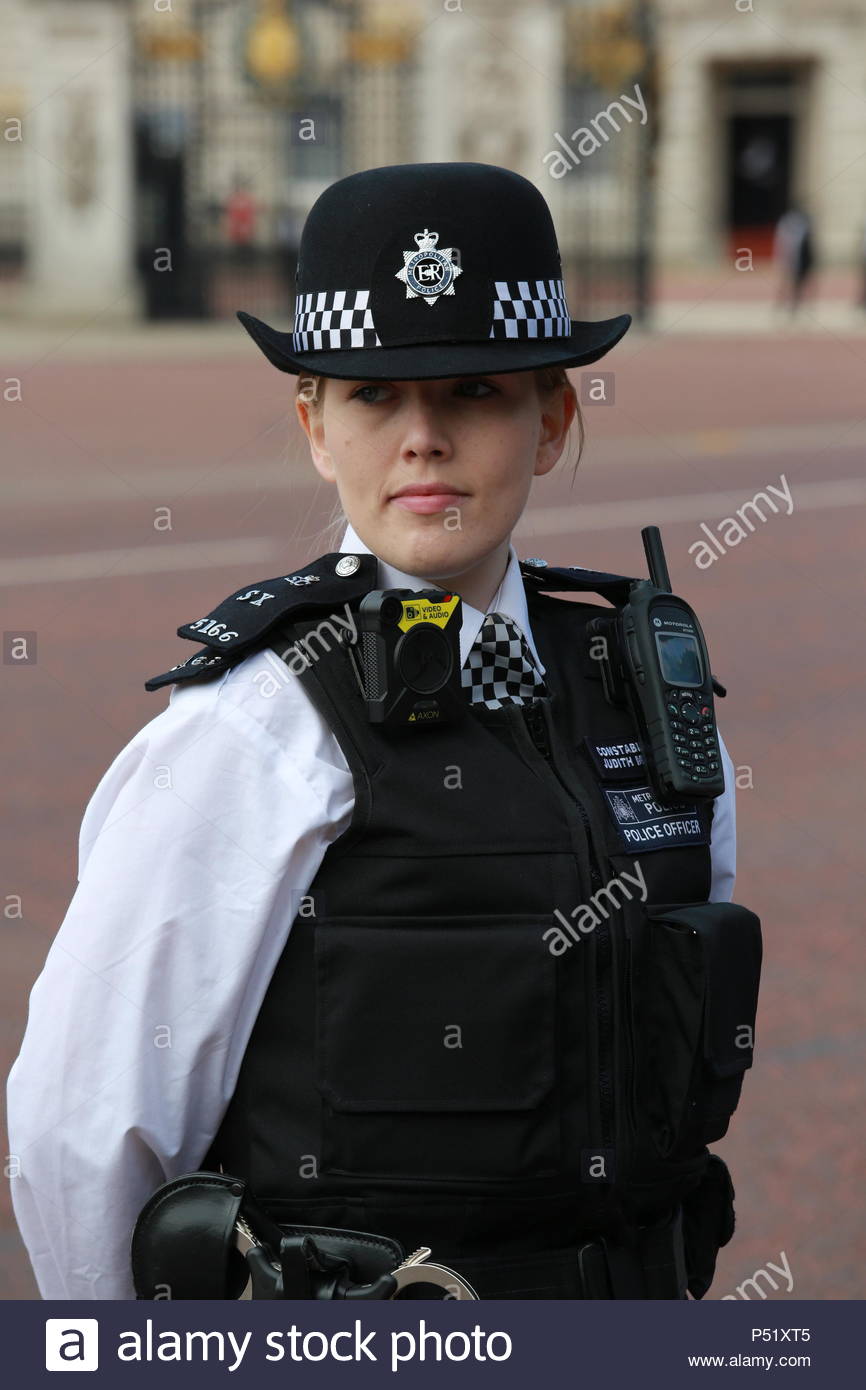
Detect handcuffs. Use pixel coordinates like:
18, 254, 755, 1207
235, 1214, 478, 1300
131, 1169, 479, 1301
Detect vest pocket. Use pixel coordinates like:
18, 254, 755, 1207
634, 901, 762, 1158
314, 915, 561, 1181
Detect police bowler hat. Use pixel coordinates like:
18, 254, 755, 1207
237, 161, 631, 381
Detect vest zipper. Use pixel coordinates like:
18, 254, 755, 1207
522, 699, 615, 1154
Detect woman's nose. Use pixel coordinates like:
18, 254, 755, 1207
398, 397, 453, 461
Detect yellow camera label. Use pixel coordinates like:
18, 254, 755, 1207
397, 595, 460, 632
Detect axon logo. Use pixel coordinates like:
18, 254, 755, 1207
45, 1319, 99, 1371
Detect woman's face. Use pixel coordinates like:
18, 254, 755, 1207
296, 372, 574, 587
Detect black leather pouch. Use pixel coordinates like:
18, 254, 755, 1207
681, 1153, 736, 1299
131, 1169, 404, 1300
635, 900, 762, 1157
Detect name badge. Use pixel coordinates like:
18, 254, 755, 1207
584, 736, 647, 783
602, 784, 710, 854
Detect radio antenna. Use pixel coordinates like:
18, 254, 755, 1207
641, 525, 672, 593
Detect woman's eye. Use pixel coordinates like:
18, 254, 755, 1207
350, 384, 386, 404
349, 379, 496, 404
458, 379, 496, 397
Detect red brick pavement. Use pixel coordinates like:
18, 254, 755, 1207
1, 330, 863, 1299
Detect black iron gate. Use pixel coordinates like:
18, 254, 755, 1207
559, 0, 657, 323
131, 0, 655, 324
132, 0, 415, 323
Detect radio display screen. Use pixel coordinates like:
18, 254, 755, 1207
655, 631, 703, 687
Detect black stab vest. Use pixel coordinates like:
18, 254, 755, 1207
202, 572, 760, 1265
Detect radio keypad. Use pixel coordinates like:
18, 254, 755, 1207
665, 686, 722, 781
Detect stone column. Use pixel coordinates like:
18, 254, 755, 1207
23, 0, 139, 318
416, 0, 561, 190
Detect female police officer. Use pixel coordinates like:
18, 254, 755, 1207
7, 163, 758, 1300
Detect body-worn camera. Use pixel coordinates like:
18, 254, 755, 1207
589, 527, 725, 802
345, 589, 467, 728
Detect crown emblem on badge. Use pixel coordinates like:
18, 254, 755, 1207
395, 226, 462, 307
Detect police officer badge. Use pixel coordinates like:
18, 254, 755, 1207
395, 227, 462, 307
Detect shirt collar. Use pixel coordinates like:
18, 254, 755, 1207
337, 520, 546, 675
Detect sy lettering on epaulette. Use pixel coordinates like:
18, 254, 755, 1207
144, 552, 378, 692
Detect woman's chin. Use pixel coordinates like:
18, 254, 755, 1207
378, 533, 479, 581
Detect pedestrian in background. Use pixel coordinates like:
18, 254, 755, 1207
773, 202, 815, 313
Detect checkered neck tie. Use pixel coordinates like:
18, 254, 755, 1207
461, 611, 550, 710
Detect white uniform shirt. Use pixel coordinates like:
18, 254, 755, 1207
6, 522, 737, 1299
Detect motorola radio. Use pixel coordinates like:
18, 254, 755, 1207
589, 526, 725, 802
344, 588, 467, 728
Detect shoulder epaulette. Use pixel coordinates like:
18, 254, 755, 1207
144, 552, 377, 692
519, 556, 638, 606
519, 556, 726, 698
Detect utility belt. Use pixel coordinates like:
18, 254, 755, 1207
403, 1212, 689, 1300
131, 1160, 734, 1301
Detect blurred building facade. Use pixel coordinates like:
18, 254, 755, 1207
0, 0, 863, 323
654, 0, 866, 266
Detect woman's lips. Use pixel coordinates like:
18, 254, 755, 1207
390, 493, 467, 515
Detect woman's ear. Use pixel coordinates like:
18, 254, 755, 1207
535, 382, 577, 477
295, 393, 336, 484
